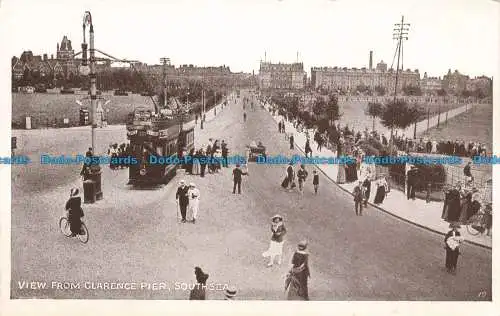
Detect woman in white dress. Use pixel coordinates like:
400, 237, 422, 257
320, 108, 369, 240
262, 215, 287, 267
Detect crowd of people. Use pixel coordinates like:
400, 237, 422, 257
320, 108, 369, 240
264, 95, 492, 279
392, 136, 489, 157
181, 138, 230, 177
107, 143, 131, 169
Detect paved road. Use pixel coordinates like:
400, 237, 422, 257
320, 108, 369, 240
11, 91, 491, 300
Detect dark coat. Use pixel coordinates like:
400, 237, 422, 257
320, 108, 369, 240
176, 186, 190, 205
65, 197, 84, 218
189, 284, 206, 300
313, 174, 319, 185
353, 185, 363, 202
271, 223, 287, 242
232, 167, 246, 182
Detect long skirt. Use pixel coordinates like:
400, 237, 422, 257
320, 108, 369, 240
285, 272, 308, 300
337, 165, 346, 184
441, 201, 449, 220
445, 247, 459, 270
68, 215, 82, 235
110, 153, 117, 169
446, 200, 461, 222
262, 240, 284, 258
192, 162, 200, 175
374, 186, 386, 204
458, 200, 469, 223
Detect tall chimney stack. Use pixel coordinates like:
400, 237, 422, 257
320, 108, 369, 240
369, 51, 373, 70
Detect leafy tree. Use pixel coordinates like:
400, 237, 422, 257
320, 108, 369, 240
356, 84, 370, 94
461, 89, 472, 98
375, 85, 386, 96
436, 88, 447, 96
403, 85, 422, 96
365, 102, 383, 131
407, 106, 425, 138
380, 99, 416, 144
312, 97, 327, 116
326, 94, 341, 122
472, 88, 486, 99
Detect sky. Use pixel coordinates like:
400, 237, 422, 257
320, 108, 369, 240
0, 0, 498, 78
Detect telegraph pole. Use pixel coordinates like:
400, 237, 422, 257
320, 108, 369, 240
391, 15, 410, 150
160, 57, 170, 108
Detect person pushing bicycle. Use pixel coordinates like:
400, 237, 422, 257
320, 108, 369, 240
65, 188, 85, 237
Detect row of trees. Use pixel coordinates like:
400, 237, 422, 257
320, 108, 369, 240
13, 68, 246, 93
365, 100, 425, 139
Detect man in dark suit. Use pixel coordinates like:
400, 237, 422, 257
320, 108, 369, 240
232, 164, 247, 194
353, 181, 364, 216
406, 166, 418, 200
175, 180, 190, 223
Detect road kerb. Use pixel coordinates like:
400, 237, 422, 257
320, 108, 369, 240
263, 105, 491, 250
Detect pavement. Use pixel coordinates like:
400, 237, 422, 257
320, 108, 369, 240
10, 90, 491, 300
263, 103, 492, 249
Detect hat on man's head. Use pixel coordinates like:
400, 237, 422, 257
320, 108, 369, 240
70, 188, 79, 197
298, 240, 308, 250
179, 180, 185, 185
189, 183, 195, 187
224, 286, 237, 299
272, 214, 283, 221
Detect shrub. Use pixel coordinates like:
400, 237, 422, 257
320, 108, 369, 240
357, 141, 380, 156
387, 159, 446, 191
389, 163, 406, 186
414, 164, 446, 191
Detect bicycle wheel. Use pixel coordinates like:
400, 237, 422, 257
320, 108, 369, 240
466, 215, 483, 236
77, 223, 89, 244
59, 217, 72, 237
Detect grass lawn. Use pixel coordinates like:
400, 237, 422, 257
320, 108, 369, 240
420, 103, 492, 150
12, 92, 156, 127
339, 100, 465, 133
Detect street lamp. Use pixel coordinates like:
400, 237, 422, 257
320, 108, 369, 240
80, 10, 103, 201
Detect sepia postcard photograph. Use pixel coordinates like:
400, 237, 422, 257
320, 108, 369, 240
0, 0, 499, 315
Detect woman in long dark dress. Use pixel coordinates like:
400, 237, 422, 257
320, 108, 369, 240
444, 224, 463, 274
187, 148, 195, 174
285, 240, 311, 300
441, 186, 451, 220
446, 185, 462, 223
65, 188, 84, 237
189, 267, 209, 300
373, 177, 388, 204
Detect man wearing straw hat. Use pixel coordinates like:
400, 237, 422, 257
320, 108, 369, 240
175, 180, 189, 223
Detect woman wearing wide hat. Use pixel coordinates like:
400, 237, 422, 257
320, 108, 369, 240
189, 267, 209, 300
285, 240, 311, 300
262, 215, 287, 266
444, 223, 464, 274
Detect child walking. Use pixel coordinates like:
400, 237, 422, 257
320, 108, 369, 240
312, 170, 319, 194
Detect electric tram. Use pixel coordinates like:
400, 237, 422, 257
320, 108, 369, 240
126, 107, 194, 186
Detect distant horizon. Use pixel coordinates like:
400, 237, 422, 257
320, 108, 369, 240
11, 48, 494, 79
2, 0, 498, 78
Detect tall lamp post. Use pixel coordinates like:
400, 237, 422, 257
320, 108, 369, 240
80, 11, 103, 201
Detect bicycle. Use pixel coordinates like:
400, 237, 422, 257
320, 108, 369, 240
59, 216, 89, 243
466, 213, 487, 236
